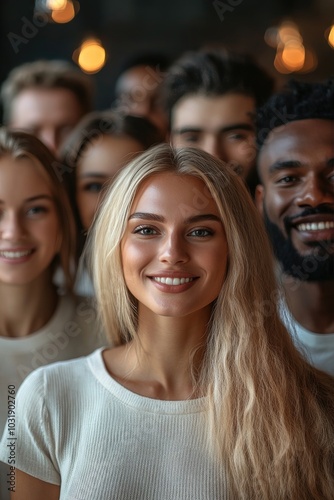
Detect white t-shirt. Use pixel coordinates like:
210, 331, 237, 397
0, 295, 106, 500
0, 349, 229, 500
281, 304, 334, 376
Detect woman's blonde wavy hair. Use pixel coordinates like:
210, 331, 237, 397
0, 127, 76, 292
89, 144, 334, 499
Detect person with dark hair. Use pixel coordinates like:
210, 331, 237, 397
162, 48, 274, 185
1, 60, 94, 156
60, 110, 163, 295
113, 52, 170, 138
255, 79, 334, 375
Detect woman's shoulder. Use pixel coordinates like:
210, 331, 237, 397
18, 347, 104, 398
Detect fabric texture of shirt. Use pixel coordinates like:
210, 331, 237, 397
0, 349, 229, 500
0, 295, 105, 500
281, 303, 334, 376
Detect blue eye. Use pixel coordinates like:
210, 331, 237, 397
27, 206, 48, 216
133, 225, 158, 235
84, 182, 104, 193
189, 228, 213, 237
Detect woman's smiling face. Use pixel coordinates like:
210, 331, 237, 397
0, 155, 61, 287
121, 172, 228, 319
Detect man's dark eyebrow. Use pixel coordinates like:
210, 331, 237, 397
172, 127, 202, 135
269, 160, 302, 174
218, 123, 254, 134
0, 194, 53, 204
172, 123, 254, 135
128, 212, 221, 223
268, 158, 334, 174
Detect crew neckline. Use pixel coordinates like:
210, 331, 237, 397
87, 348, 208, 415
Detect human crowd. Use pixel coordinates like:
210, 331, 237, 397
0, 47, 333, 499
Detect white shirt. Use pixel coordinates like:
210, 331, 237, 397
0, 349, 229, 500
0, 295, 105, 500
281, 303, 334, 376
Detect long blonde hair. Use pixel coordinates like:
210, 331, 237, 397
89, 144, 334, 499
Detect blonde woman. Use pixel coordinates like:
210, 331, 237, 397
0, 128, 104, 500
1, 144, 333, 500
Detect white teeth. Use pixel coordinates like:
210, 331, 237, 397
0, 250, 33, 259
297, 221, 334, 231
153, 277, 193, 285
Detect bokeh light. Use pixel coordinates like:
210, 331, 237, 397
326, 24, 334, 49
75, 38, 107, 74
51, 0, 76, 23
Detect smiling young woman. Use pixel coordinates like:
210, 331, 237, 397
0, 128, 104, 500
1, 144, 334, 500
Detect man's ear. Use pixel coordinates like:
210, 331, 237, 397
255, 184, 264, 217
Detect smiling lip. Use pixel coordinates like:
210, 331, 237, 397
0, 248, 35, 263
148, 272, 198, 292
152, 276, 195, 285
292, 217, 334, 243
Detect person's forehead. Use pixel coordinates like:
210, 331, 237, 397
172, 93, 255, 127
259, 119, 334, 163
132, 173, 217, 211
11, 87, 83, 123
14, 86, 79, 106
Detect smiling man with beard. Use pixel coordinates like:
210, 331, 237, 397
255, 79, 334, 376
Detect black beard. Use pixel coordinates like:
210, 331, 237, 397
263, 207, 334, 282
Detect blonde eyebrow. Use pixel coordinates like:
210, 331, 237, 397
128, 212, 221, 223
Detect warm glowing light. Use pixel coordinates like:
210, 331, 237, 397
47, 0, 67, 10
268, 19, 316, 75
76, 39, 106, 74
299, 49, 318, 73
327, 25, 334, 49
281, 41, 305, 71
278, 21, 302, 45
274, 51, 292, 74
51, 0, 75, 23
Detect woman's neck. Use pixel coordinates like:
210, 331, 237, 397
0, 273, 59, 338
104, 306, 210, 400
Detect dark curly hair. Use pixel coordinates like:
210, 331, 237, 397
256, 78, 334, 149
162, 49, 274, 123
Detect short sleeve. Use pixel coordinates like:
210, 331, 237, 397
0, 368, 60, 485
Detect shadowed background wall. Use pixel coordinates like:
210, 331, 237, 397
0, 0, 333, 113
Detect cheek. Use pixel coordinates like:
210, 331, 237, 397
265, 191, 288, 221
121, 240, 154, 281
39, 217, 62, 254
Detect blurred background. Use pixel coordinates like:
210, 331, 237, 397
1, 0, 333, 112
